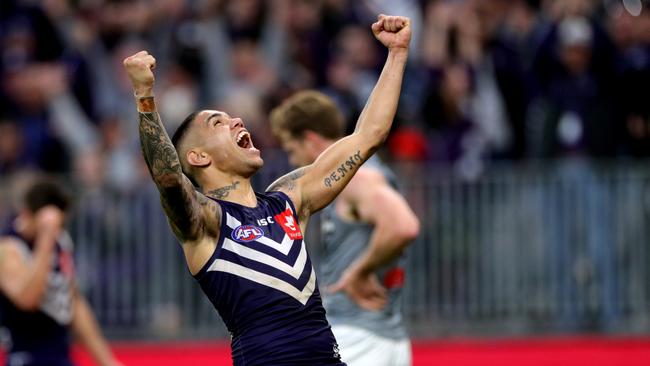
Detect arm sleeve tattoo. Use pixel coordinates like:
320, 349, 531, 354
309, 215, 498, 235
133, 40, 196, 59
138, 109, 203, 240
139, 111, 183, 182
266, 167, 307, 193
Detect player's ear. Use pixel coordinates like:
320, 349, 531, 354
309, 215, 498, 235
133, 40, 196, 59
187, 149, 211, 168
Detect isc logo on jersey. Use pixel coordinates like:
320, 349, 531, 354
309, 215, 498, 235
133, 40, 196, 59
231, 225, 264, 243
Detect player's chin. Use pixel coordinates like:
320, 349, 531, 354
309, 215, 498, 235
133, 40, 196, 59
252, 156, 264, 169
246, 149, 263, 166
241, 156, 264, 177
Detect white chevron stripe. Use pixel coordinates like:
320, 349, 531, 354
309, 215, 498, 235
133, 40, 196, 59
208, 259, 316, 305
255, 234, 293, 255
226, 213, 242, 229
225, 213, 293, 255
222, 238, 307, 279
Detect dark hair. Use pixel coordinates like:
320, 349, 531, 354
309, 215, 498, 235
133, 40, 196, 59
171, 111, 199, 149
269, 91, 345, 140
24, 180, 70, 213
171, 111, 200, 187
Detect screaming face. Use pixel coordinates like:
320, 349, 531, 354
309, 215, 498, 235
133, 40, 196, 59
190, 110, 264, 177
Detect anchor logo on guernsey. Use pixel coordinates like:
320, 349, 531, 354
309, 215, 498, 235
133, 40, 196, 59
274, 208, 303, 240
231, 225, 265, 243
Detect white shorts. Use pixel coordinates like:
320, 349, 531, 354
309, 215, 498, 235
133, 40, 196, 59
332, 324, 412, 366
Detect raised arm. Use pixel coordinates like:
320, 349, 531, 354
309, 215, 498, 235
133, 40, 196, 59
123, 51, 210, 242
268, 15, 411, 219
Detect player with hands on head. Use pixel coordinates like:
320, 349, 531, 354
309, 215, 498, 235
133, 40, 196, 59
0, 179, 122, 366
123, 13, 411, 366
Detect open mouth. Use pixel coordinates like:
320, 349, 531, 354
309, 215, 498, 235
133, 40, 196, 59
236, 130, 253, 149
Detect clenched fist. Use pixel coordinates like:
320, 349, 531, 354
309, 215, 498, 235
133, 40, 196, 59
371, 14, 411, 51
123, 51, 156, 97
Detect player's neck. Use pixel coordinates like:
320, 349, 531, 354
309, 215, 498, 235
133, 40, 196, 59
202, 177, 256, 207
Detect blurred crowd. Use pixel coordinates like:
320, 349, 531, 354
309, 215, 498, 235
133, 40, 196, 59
1, 0, 649, 189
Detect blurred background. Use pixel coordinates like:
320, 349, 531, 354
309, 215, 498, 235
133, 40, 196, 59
1, 0, 649, 364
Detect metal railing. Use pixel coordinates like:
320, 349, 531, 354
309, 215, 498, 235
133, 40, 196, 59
3, 158, 650, 339
399, 159, 650, 336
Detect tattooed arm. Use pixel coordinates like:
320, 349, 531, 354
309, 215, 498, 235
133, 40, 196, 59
139, 109, 210, 240
268, 15, 411, 219
124, 51, 219, 243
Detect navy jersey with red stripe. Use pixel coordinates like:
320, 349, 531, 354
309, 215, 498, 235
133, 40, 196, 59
193, 191, 344, 366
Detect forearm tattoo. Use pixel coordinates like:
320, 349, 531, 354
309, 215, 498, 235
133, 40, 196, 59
139, 111, 182, 181
207, 181, 240, 199
137, 96, 156, 112
139, 111, 200, 239
323, 150, 363, 188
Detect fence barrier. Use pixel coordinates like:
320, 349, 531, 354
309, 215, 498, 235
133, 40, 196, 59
2, 158, 649, 339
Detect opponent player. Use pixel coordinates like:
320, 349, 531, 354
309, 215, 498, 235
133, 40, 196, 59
270, 90, 419, 365
0, 179, 120, 366
123, 14, 411, 366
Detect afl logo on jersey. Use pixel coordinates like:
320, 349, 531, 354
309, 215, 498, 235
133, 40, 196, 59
231, 225, 264, 243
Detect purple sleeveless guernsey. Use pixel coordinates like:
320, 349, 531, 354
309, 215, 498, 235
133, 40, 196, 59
192, 191, 344, 366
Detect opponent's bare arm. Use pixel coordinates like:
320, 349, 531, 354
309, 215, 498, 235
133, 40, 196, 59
268, 15, 411, 220
0, 206, 63, 310
123, 51, 219, 242
328, 168, 419, 310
